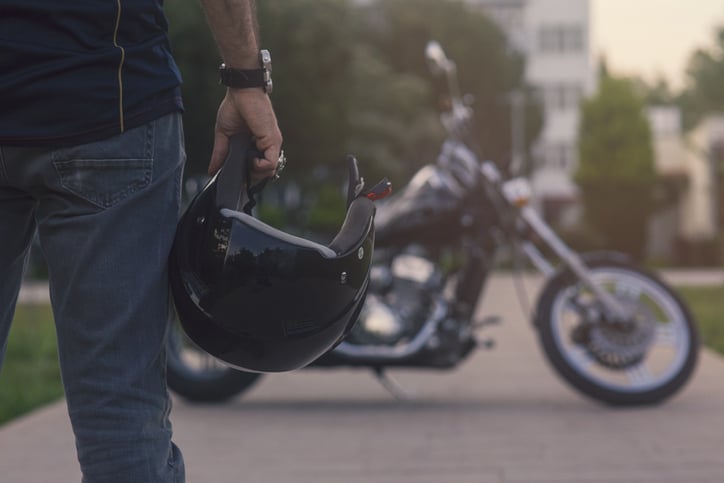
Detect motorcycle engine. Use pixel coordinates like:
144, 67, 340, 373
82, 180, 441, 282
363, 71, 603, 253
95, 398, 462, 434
350, 251, 442, 346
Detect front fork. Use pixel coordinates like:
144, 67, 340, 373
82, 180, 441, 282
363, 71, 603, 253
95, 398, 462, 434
517, 206, 630, 320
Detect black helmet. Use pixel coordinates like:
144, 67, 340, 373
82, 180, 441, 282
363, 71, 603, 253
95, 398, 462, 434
169, 135, 390, 373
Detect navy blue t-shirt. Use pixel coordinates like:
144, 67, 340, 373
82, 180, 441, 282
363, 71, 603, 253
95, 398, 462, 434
0, 0, 184, 146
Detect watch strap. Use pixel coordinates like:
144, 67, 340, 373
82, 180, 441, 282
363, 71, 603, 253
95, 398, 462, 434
219, 64, 267, 90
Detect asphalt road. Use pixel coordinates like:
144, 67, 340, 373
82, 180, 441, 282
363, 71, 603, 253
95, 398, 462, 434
2, 273, 723, 482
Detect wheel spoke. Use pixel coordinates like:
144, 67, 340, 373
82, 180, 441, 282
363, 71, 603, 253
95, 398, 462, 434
614, 280, 642, 300
626, 363, 654, 386
565, 295, 591, 318
654, 325, 678, 346
567, 346, 596, 372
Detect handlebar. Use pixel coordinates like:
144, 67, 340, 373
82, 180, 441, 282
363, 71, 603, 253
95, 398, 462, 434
425, 41, 473, 141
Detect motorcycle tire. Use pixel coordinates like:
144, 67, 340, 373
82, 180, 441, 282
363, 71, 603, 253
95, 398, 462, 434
167, 322, 262, 403
535, 253, 699, 406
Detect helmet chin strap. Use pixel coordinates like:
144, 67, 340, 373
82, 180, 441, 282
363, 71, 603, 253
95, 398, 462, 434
215, 134, 254, 212
215, 134, 268, 215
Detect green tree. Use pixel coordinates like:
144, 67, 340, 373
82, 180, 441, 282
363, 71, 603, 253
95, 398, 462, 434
165, 0, 541, 189
576, 71, 656, 260
256, 0, 442, 187
343, 43, 442, 185
633, 76, 677, 106
679, 27, 724, 130
166, 0, 225, 176
256, 0, 356, 182
363, 0, 542, 167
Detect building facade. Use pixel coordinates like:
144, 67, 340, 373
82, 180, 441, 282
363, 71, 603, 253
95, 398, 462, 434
646, 108, 724, 264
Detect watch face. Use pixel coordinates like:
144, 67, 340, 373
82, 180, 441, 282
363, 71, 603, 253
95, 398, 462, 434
219, 50, 273, 93
260, 49, 272, 93
260, 49, 272, 72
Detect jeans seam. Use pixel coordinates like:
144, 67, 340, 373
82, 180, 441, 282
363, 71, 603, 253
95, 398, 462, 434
147, 118, 155, 180
0, 146, 8, 183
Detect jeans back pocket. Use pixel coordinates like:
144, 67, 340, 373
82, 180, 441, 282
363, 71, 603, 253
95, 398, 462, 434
53, 158, 153, 209
52, 123, 154, 209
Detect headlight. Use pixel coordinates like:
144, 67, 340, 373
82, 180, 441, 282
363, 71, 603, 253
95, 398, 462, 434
502, 178, 532, 207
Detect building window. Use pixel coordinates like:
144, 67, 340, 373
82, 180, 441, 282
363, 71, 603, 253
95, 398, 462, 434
538, 143, 576, 170
537, 83, 583, 111
486, 4, 525, 33
538, 24, 584, 53
474, 2, 527, 51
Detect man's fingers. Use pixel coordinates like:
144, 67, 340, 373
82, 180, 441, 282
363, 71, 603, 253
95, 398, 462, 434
254, 156, 276, 171
248, 144, 280, 176
208, 128, 282, 183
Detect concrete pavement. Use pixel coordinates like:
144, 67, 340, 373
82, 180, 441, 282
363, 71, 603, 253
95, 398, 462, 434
2, 273, 724, 482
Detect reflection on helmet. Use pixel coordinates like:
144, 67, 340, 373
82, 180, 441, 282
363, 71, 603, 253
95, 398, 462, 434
169, 138, 379, 373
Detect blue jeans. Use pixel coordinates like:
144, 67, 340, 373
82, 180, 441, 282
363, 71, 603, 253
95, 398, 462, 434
0, 113, 186, 482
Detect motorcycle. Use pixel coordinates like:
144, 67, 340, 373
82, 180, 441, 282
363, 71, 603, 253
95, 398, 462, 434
167, 41, 699, 406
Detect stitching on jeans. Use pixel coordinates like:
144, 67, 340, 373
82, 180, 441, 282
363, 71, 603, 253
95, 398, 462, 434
0, 146, 8, 183
146, 119, 155, 171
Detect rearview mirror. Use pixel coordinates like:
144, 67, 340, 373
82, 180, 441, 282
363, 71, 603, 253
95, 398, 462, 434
425, 41, 451, 74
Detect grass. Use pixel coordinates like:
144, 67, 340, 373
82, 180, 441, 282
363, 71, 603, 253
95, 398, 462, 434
676, 285, 724, 356
0, 286, 722, 426
0, 304, 63, 426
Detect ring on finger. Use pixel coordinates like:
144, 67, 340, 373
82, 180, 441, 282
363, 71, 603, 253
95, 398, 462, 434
273, 150, 287, 180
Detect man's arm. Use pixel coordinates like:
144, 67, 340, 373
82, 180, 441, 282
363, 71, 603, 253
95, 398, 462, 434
198, 0, 259, 68
198, 0, 283, 178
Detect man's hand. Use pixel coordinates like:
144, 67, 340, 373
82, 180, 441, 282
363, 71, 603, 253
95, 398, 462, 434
207, 88, 283, 182
198, 0, 283, 182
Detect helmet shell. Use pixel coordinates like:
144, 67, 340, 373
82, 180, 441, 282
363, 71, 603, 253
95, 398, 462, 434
169, 176, 374, 372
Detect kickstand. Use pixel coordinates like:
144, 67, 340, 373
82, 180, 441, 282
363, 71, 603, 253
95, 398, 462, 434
372, 367, 415, 401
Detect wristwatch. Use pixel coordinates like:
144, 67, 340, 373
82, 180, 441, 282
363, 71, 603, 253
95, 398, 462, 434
219, 49, 273, 93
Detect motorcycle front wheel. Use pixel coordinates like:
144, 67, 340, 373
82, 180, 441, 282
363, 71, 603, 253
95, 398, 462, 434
167, 321, 262, 403
535, 254, 699, 406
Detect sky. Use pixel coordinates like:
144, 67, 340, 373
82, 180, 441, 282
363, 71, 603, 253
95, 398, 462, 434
592, 0, 724, 89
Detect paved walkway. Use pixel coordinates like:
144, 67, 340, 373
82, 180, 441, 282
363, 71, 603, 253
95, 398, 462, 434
2, 273, 724, 482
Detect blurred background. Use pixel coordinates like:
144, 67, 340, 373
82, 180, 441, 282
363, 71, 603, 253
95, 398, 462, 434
160, 0, 724, 268
6, 0, 724, 447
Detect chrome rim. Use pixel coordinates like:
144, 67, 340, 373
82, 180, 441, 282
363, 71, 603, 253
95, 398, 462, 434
550, 268, 690, 393
168, 324, 230, 375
